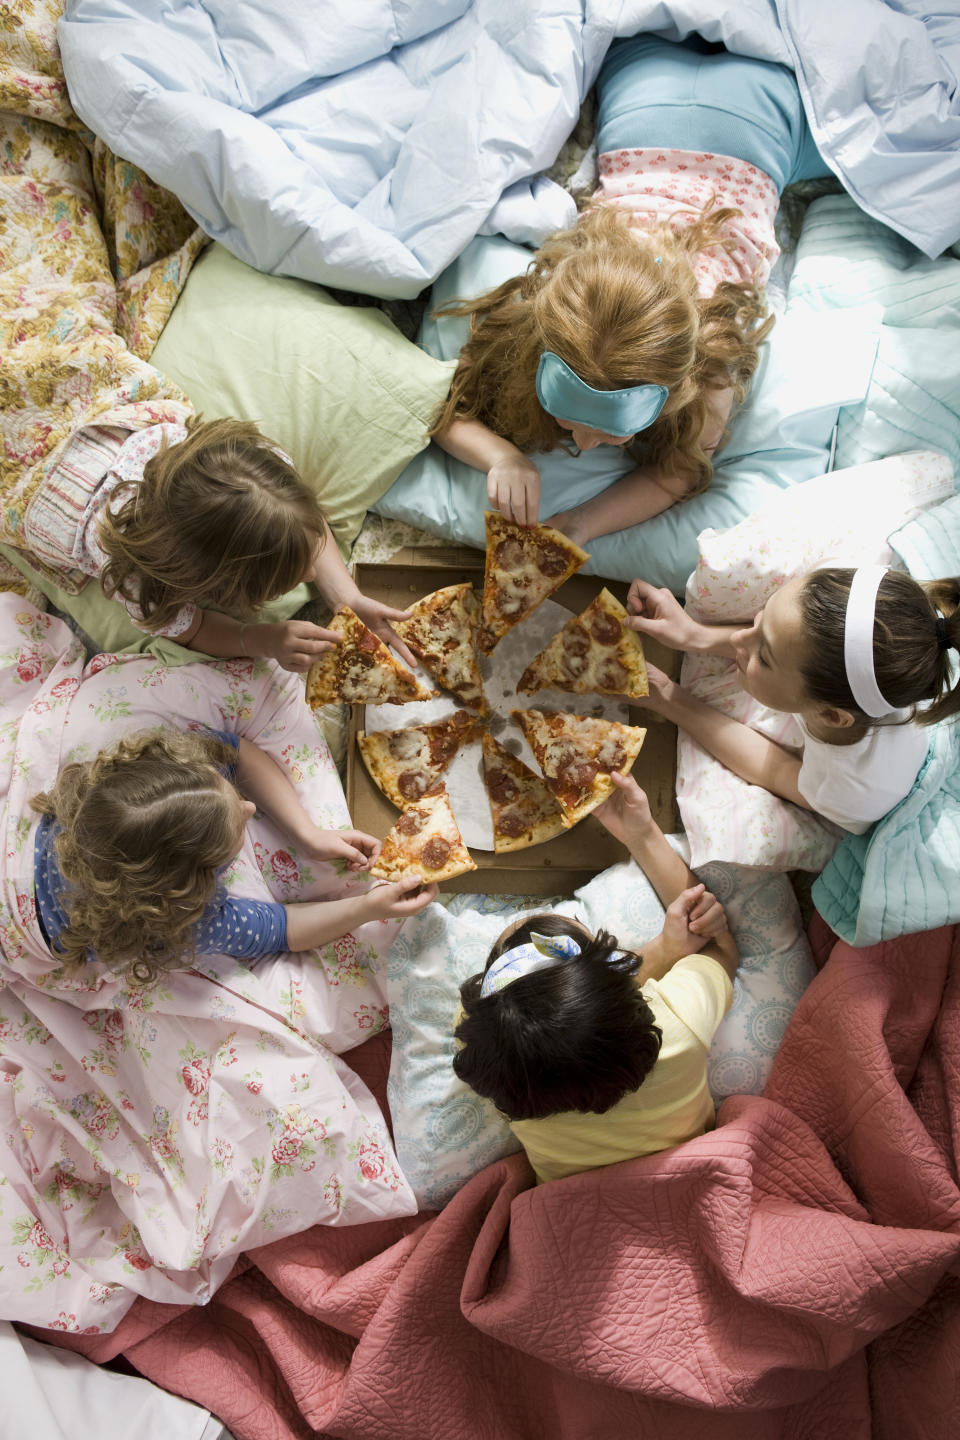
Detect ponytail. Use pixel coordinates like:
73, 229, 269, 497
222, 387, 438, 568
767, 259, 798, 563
799, 569, 960, 726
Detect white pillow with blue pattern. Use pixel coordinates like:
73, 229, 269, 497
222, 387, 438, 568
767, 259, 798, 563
385, 855, 815, 1210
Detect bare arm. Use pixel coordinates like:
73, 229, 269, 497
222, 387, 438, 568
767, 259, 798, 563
236, 739, 379, 870
284, 879, 437, 951
433, 416, 541, 527
641, 669, 809, 810
184, 609, 340, 672
594, 773, 739, 981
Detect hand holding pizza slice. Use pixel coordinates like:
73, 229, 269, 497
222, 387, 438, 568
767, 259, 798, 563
370, 786, 477, 884
517, 588, 649, 699
511, 707, 646, 827
305, 607, 439, 706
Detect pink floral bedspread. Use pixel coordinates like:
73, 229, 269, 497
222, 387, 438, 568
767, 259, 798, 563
0, 598, 416, 1335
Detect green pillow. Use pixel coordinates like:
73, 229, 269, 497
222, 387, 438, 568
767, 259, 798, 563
150, 244, 456, 557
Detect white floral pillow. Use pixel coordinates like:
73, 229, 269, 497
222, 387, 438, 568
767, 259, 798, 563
386, 855, 814, 1209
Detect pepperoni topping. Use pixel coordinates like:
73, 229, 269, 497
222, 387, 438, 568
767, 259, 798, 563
421, 836, 452, 869
498, 811, 527, 838
558, 758, 598, 792
486, 769, 518, 804
496, 537, 525, 570
398, 769, 428, 800
597, 658, 629, 692
591, 611, 622, 645
396, 808, 428, 835
358, 629, 380, 653
536, 540, 572, 578
562, 629, 590, 678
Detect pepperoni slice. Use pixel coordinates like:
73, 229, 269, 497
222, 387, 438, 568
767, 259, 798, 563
496, 538, 525, 570
591, 611, 622, 646
421, 836, 452, 869
396, 808, 428, 835
486, 769, 518, 804
536, 540, 572, 578
558, 758, 598, 792
358, 630, 380, 653
398, 769, 428, 800
597, 658, 629, 692
498, 811, 527, 838
431, 733, 459, 764
596, 741, 626, 771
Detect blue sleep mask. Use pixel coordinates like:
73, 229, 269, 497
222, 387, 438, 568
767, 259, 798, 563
535, 351, 668, 437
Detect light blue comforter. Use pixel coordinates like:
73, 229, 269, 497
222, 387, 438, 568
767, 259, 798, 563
58, 1, 960, 299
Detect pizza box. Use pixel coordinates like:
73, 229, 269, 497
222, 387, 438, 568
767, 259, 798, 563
345, 551, 680, 896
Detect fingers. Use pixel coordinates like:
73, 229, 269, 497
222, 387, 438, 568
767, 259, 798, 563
626, 578, 661, 616
609, 771, 650, 807
376, 605, 414, 623
376, 623, 418, 670
688, 890, 728, 936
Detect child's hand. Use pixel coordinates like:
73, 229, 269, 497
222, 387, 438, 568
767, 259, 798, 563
545, 507, 590, 549
367, 875, 439, 919
347, 595, 417, 669
594, 771, 655, 847
626, 580, 701, 652
253, 621, 340, 673
660, 883, 728, 960
300, 828, 381, 870
487, 455, 541, 528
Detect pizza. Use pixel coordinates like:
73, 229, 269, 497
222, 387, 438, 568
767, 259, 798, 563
369, 786, 477, 883
477, 512, 589, 654
393, 583, 487, 713
305, 607, 438, 707
480, 732, 566, 852
511, 707, 646, 826
517, 588, 649, 699
357, 709, 482, 809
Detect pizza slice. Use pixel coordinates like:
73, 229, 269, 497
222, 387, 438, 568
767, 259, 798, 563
393, 583, 487, 713
511, 707, 646, 826
477, 512, 589, 654
369, 786, 477, 884
517, 588, 649, 699
357, 709, 482, 809
305, 607, 438, 707
480, 732, 566, 853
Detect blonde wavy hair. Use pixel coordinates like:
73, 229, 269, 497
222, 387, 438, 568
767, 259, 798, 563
430, 204, 774, 492
99, 417, 327, 632
31, 730, 245, 984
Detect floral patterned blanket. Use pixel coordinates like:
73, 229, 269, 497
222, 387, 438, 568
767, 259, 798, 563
0, 596, 416, 1334
0, 0, 202, 579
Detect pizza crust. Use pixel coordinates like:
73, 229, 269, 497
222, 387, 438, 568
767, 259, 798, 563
369, 787, 477, 883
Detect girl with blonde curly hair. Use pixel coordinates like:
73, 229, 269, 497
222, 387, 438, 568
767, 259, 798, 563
31, 729, 435, 983
25, 416, 416, 673
432, 34, 831, 542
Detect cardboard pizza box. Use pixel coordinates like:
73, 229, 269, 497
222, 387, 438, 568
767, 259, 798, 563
346, 552, 680, 895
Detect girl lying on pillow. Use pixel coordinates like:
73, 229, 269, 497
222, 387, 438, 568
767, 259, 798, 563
452, 773, 739, 1184
25, 416, 415, 673
628, 567, 960, 834
32, 728, 435, 983
430, 34, 831, 536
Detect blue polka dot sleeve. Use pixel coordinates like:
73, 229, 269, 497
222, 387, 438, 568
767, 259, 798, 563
193, 896, 288, 960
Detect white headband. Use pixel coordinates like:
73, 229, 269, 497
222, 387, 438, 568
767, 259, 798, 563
843, 566, 894, 719
480, 931, 580, 997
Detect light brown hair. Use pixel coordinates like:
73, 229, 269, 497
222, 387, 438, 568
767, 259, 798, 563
799, 568, 960, 726
430, 203, 773, 492
99, 417, 326, 631
32, 730, 245, 984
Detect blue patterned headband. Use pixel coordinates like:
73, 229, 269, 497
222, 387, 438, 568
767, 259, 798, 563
536, 351, 668, 437
480, 931, 581, 997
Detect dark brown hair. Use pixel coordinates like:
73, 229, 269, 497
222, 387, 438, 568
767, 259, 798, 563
799, 568, 960, 726
452, 913, 662, 1121
99, 417, 326, 631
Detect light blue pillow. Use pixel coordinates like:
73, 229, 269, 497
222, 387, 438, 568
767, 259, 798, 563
889, 493, 960, 581
374, 216, 880, 592
386, 856, 814, 1209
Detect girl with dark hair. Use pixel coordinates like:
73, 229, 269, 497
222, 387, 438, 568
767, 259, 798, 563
627, 567, 960, 833
453, 773, 739, 1184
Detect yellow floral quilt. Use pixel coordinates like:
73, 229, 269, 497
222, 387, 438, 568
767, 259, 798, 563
0, 0, 205, 567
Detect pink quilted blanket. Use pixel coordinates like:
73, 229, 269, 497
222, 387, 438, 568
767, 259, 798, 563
44, 916, 960, 1438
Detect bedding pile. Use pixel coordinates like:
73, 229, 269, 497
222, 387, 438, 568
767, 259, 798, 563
45, 914, 960, 1438
57, 0, 960, 302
